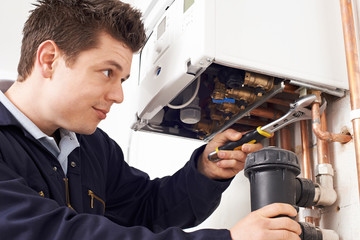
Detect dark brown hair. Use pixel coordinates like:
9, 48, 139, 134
17, 0, 146, 81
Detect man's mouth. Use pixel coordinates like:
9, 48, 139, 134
93, 107, 109, 120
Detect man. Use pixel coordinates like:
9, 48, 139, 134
0, 0, 301, 239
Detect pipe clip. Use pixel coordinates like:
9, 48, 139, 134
350, 108, 360, 121
301, 208, 321, 219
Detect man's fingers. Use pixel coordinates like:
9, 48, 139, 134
212, 129, 242, 144
266, 230, 301, 240
216, 160, 244, 172
256, 203, 298, 218
241, 143, 263, 153
268, 217, 302, 235
216, 149, 247, 161
216, 143, 262, 161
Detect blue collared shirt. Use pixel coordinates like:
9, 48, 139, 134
0, 80, 79, 175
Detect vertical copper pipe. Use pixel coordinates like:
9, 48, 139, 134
280, 127, 291, 151
314, 111, 330, 227
269, 132, 276, 146
301, 120, 312, 180
340, 0, 360, 199
317, 112, 330, 164
352, 121, 360, 199
300, 120, 314, 224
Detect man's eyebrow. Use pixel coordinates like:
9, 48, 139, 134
103, 60, 130, 81
104, 60, 123, 71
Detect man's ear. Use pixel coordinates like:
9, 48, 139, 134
36, 40, 60, 79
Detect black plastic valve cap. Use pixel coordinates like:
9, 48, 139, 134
244, 146, 300, 177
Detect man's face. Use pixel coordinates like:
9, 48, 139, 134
44, 33, 133, 134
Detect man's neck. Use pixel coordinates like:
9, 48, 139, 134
4, 79, 57, 137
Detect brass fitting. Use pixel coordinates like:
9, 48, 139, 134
211, 77, 226, 100
309, 90, 322, 104
209, 103, 224, 122
226, 88, 257, 105
222, 102, 241, 115
194, 120, 217, 136
244, 72, 275, 96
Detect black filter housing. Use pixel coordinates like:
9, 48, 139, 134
244, 147, 322, 240
244, 147, 301, 211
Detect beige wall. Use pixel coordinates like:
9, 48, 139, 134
0, 1, 34, 79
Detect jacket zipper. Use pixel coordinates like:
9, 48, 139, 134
88, 190, 105, 212
63, 178, 74, 210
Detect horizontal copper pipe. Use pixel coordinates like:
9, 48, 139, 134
267, 98, 293, 107
283, 83, 300, 94
237, 118, 269, 127
250, 107, 283, 120
312, 102, 352, 143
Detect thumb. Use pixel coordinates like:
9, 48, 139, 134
256, 203, 298, 218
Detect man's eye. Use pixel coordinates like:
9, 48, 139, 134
102, 70, 112, 78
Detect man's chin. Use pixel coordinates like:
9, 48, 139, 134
72, 126, 98, 135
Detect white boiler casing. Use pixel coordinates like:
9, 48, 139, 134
134, 0, 348, 137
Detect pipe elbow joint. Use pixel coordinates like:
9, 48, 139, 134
314, 183, 337, 207
314, 164, 337, 207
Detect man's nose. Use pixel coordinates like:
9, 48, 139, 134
106, 80, 124, 104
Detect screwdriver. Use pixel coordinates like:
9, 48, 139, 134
208, 94, 323, 162
208, 126, 272, 162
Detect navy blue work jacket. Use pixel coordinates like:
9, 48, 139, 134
0, 103, 232, 239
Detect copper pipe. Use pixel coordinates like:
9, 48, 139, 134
311, 108, 332, 226
283, 83, 300, 94
301, 120, 312, 180
314, 111, 329, 226
267, 97, 293, 107
237, 118, 269, 127
317, 112, 330, 164
269, 132, 276, 146
280, 127, 291, 151
304, 216, 315, 225
250, 107, 282, 120
300, 120, 314, 224
340, 0, 360, 202
249, 106, 288, 148
312, 102, 352, 143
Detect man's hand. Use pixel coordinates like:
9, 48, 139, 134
230, 203, 301, 240
198, 128, 262, 179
